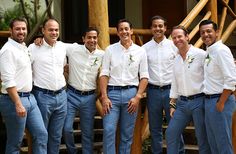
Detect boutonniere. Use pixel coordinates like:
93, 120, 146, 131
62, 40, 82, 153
186, 55, 194, 68
91, 57, 99, 67
129, 54, 135, 66
205, 54, 211, 66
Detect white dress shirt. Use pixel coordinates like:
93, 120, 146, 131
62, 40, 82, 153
0, 38, 32, 94
142, 37, 177, 86
29, 39, 67, 91
170, 45, 206, 98
100, 41, 149, 86
203, 40, 236, 94
66, 43, 104, 91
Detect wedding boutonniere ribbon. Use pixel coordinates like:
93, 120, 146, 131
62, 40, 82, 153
91, 57, 99, 67
186, 55, 194, 68
205, 54, 211, 66
129, 54, 135, 66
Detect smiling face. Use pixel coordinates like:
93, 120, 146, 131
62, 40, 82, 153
42, 19, 59, 46
83, 30, 98, 52
151, 19, 166, 42
171, 28, 189, 50
10, 21, 27, 44
117, 21, 133, 44
199, 23, 218, 46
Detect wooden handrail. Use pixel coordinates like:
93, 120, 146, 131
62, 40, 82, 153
219, 0, 236, 19
179, 0, 209, 28
109, 27, 152, 36
218, 0, 229, 38
189, 11, 211, 41
221, 19, 236, 43
0, 31, 10, 37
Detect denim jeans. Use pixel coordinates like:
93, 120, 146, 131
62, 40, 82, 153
33, 89, 67, 154
147, 86, 185, 154
0, 94, 48, 154
166, 96, 211, 154
205, 95, 236, 154
103, 87, 137, 154
63, 89, 96, 154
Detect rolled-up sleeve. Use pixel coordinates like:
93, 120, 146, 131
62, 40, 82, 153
0, 49, 17, 89
218, 48, 236, 91
100, 48, 111, 77
139, 49, 149, 79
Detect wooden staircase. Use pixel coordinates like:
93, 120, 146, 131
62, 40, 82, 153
20, 115, 104, 154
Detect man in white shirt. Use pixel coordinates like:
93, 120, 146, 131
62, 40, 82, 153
63, 27, 104, 154
166, 25, 210, 154
0, 17, 47, 154
199, 19, 236, 154
29, 18, 67, 154
99, 19, 149, 154
142, 15, 184, 154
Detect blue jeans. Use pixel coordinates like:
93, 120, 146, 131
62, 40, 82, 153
103, 87, 137, 154
166, 96, 211, 154
147, 86, 185, 154
63, 89, 96, 154
205, 95, 236, 154
33, 89, 67, 154
0, 94, 48, 154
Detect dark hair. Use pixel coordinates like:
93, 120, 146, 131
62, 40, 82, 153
199, 20, 218, 31
42, 17, 59, 28
116, 19, 133, 30
82, 27, 99, 37
9, 17, 27, 29
151, 15, 167, 26
171, 25, 189, 36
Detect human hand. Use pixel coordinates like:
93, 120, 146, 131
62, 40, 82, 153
15, 103, 26, 117
127, 96, 140, 114
216, 101, 225, 112
34, 37, 43, 46
170, 108, 176, 118
101, 96, 112, 116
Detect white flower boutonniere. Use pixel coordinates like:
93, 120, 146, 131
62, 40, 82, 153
186, 55, 195, 68
205, 54, 211, 66
91, 57, 99, 67
129, 54, 135, 66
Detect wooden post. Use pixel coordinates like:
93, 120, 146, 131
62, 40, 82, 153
131, 103, 142, 154
233, 111, 236, 154
207, 0, 218, 24
88, 0, 110, 50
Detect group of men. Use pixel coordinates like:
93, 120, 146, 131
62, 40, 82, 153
0, 15, 235, 154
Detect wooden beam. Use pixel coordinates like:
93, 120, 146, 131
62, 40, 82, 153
189, 11, 211, 41
88, 0, 110, 50
233, 110, 236, 154
218, 0, 229, 38
131, 104, 142, 154
0, 31, 10, 37
221, 19, 236, 43
207, 0, 218, 23
109, 27, 152, 36
179, 0, 209, 28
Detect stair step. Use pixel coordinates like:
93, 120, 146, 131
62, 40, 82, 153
73, 128, 103, 135
162, 125, 195, 130
162, 140, 199, 151
21, 142, 103, 153
74, 116, 102, 122
59, 142, 103, 151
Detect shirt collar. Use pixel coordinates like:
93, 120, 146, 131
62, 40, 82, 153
206, 40, 222, 53
8, 38, 27, 50
43, 38, 57, 47
118, 41, 134, 51
152, 36, 167, 46
83, 45, 96, 54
